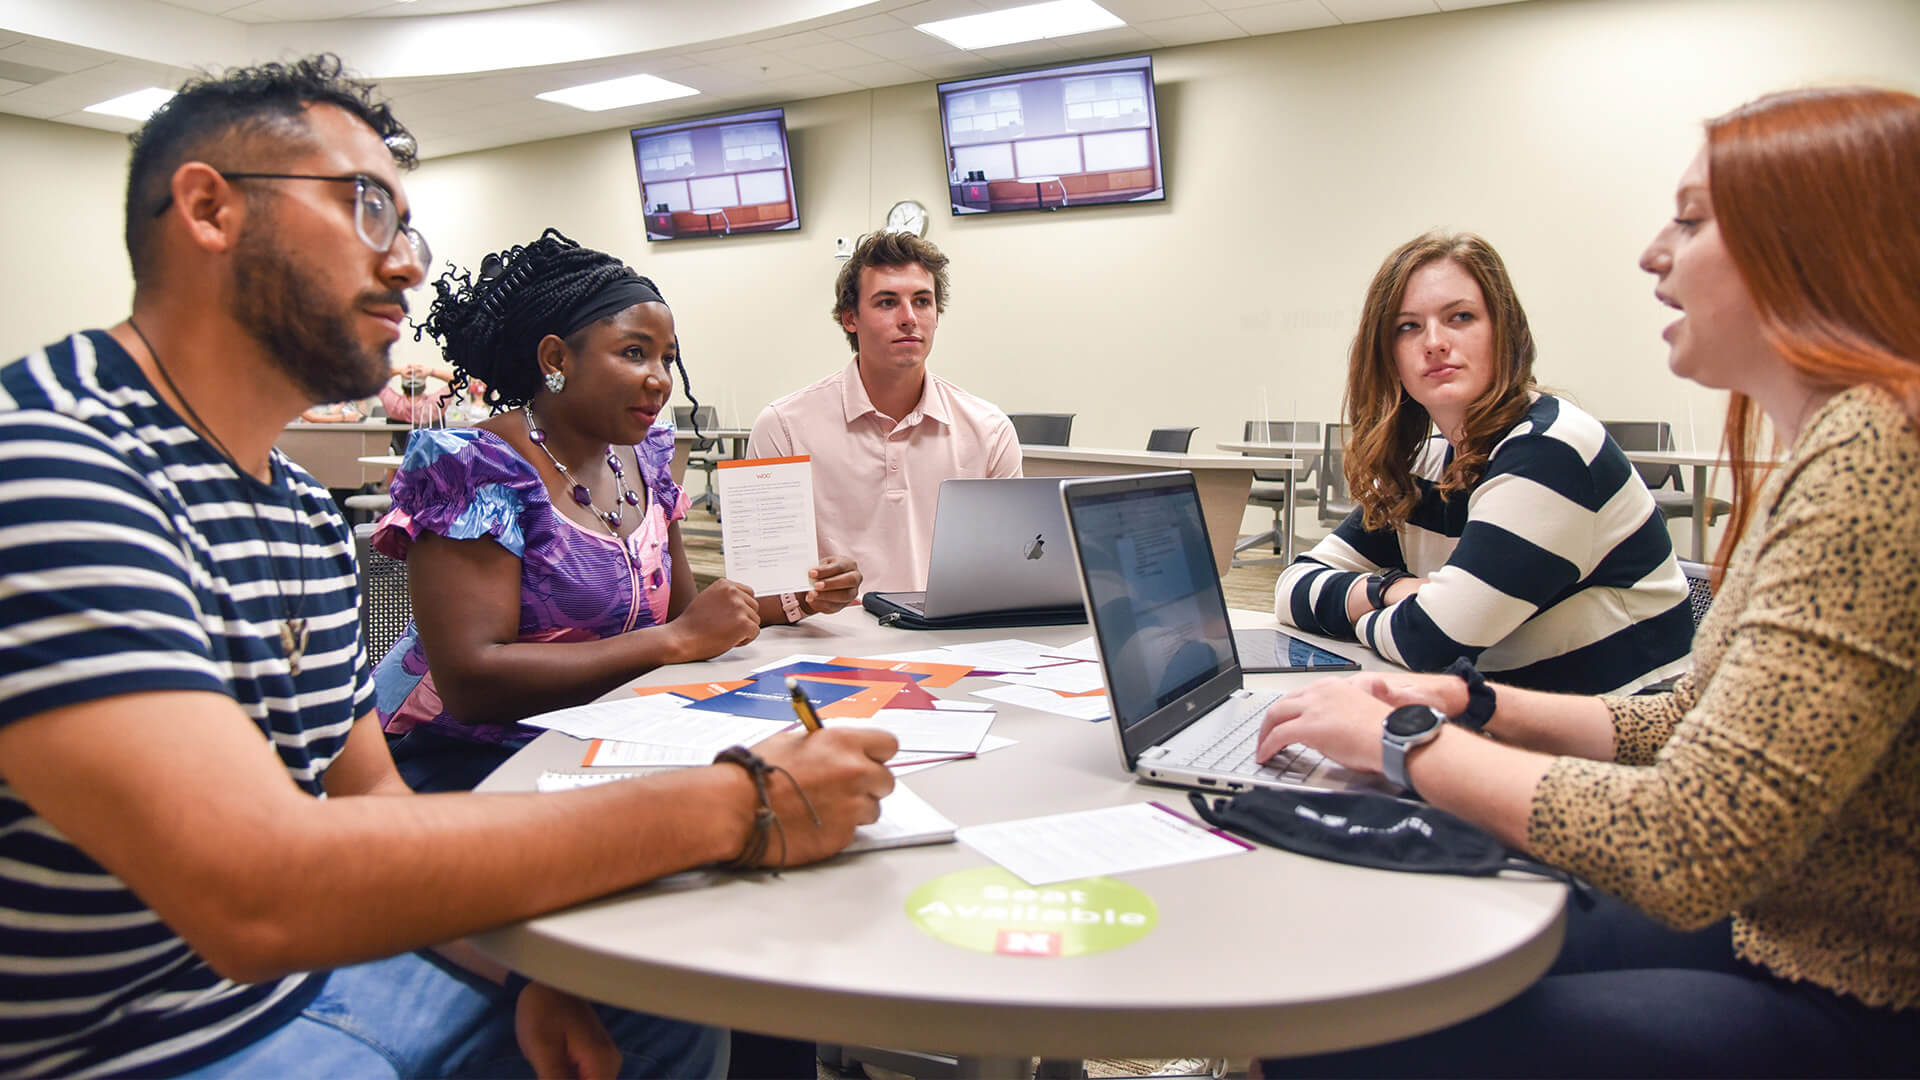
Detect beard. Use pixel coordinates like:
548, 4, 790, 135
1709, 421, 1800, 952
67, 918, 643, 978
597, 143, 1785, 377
228, 224, 402, 403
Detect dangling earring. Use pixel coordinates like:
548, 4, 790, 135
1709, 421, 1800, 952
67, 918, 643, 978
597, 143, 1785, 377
545, 371, 566, 394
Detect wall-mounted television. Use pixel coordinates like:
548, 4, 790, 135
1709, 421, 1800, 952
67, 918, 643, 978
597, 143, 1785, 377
631, 106, 799, 241
937, 55, 1164, 217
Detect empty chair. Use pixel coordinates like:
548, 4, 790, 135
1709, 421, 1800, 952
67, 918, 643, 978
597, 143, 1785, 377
1145, 426, 1197, 453
1234, 421, 1321, 561
1317, 422, 1356, 529
674, 405, 723, 514
1603, 420, 1731, 526
353, 522, 412, 664
1007, 412, 1074, 446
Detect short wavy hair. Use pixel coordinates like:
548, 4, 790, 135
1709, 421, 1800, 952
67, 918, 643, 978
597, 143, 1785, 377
124, 54, 414, 283
831, 231, 951, 351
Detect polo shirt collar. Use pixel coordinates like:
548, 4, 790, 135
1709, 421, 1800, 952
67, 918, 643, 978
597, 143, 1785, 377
840, 358, 951, 427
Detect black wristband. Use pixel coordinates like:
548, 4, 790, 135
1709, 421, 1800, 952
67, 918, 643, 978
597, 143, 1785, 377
1444, 657, 1496, 732
1365, 568, 1412, 610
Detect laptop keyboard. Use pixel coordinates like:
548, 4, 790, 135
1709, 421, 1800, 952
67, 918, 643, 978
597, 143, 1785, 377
1175, 699, 1323, 782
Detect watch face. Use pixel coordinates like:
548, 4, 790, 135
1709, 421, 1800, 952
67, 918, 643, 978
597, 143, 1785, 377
1385, 704, 1443, 737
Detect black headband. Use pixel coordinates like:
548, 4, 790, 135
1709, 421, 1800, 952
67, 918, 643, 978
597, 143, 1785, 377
559, 275, 666, 338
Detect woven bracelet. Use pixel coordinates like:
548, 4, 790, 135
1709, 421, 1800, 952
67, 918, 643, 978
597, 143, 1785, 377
713, 745, 822, 874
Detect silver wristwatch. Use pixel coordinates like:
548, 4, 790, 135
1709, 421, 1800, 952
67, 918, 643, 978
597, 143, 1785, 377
1381, 704, 1446, 795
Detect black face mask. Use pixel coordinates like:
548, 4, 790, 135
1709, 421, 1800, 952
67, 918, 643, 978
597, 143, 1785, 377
1187, 788, 1588, 904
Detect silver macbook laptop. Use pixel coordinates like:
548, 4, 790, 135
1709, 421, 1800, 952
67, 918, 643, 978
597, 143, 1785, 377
872, 477, 1087, 619
1060, 470, 1387, 795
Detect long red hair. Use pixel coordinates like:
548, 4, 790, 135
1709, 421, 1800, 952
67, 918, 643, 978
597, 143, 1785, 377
1707, 88, 1920, 570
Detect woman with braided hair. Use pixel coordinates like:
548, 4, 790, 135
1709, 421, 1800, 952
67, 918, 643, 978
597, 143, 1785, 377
370, 228, 861, 792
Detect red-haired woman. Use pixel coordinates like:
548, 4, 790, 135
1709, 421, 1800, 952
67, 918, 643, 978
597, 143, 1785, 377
1276, 232, 1693, 694
1257, 87, 1920, 1076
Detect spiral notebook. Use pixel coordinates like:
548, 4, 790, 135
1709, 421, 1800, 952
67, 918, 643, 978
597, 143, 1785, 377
535, 772, 957, 853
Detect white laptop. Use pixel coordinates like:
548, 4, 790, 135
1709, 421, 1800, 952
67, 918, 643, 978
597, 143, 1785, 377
864, 477, 1087, 624
1059, 470, 1389, 795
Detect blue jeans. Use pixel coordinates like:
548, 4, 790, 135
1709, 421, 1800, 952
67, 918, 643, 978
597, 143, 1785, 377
1262, 892, 1920, 1077
178, 952, 727, 1079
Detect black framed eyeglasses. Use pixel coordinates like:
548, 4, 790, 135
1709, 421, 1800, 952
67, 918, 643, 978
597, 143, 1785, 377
152, 171, 431, 273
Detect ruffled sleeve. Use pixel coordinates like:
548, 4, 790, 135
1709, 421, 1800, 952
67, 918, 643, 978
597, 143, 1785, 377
637, 419, 689, 524
371, 428, 544, 560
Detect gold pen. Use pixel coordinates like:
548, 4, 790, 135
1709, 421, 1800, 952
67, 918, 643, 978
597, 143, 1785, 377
785, 675, 825, 733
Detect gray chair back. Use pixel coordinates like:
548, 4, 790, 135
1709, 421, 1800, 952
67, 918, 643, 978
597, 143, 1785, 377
353, 522, 412, 665
1677, 558, 1714, 628
1243, 421, 1319, 485
1008, 412, 1074, 446
1317, 422, 1355, 527
674, 405, 720, 453
1604, 420, 1683, 491
1146, 426, 1197, 453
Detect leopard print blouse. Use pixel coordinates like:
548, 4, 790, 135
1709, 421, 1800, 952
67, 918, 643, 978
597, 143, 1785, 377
1529, 384, 1920, 1010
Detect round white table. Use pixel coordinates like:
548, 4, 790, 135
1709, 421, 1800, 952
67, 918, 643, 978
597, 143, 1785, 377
472, 610, 1564, 1074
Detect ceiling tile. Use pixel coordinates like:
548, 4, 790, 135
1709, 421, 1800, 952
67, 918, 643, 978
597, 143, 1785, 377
0, 77, 30, 95
969, 39, 1072, 67
1220, 1, 1340, 35
1318, 0, 1439, 22
902, 54, 995, 80
1053, 25, 1157, 52
762, 72, 866, 98
0, 40, 113, 75
1134, 11, 1249, 45
851, 27, 972, 61
1097, 0, 1213, 17
1434, 0, 1523, 7
155, 0, 252, 12
0, 97, 65, 119
821, 13, 914, 40
701, 54, 815, 83
837, 60, 933, 89
887, 0, 993, 23
787, 39, 890, 71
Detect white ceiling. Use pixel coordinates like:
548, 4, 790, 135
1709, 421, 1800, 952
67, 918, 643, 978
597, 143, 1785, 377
0, 0, 1528, 159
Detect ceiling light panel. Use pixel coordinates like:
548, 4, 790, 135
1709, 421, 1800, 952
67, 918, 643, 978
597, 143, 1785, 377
916, 0, 1125, 50
535, 73, 700, 112
82, 87, 175, 120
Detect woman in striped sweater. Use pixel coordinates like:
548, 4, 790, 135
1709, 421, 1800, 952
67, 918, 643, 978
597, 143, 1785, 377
1276, 232, 1693, 693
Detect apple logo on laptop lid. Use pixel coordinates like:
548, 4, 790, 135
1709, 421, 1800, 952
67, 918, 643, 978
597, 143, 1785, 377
1022, 533, 1046, 560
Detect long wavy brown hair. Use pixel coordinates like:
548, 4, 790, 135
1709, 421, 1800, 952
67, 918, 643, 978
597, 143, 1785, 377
1705, 88, 1920, 572
1343, 232, 1538, 532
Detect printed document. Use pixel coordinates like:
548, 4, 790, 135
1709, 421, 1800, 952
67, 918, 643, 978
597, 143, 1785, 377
957, 801, 1254, 886
715, 456, 818, 595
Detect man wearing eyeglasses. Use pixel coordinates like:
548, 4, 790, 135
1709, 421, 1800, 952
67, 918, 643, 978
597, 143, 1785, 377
0, 55, 895, 1078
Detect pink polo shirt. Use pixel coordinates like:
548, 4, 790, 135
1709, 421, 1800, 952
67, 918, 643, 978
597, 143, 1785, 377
747, 360, 1022, 594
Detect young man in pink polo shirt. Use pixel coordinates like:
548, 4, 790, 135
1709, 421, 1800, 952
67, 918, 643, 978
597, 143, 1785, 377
748, 232, 1022, 596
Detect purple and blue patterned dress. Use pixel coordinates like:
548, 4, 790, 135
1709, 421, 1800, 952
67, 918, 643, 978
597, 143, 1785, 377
370, 423, 688, 751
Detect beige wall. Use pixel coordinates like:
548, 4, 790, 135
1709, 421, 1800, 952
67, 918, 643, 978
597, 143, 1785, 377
4, 0, 1917, 547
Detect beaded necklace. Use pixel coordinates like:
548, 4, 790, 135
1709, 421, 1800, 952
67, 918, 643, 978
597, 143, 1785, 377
520, 405, 641, 559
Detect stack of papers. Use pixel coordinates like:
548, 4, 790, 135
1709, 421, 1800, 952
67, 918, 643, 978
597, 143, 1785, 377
957, 802, 1254, 886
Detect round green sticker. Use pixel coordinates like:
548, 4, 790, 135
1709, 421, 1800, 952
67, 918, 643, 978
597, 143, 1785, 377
905, 867, 1157, 957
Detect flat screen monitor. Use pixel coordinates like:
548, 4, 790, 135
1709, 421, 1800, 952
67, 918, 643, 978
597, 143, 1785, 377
631, 106, 799, 241
937, 55, 1165, 217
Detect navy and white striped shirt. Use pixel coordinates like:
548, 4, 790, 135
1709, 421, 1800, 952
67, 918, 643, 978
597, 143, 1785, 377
1278, 395, 1693, 693
0, 332, 369, 1077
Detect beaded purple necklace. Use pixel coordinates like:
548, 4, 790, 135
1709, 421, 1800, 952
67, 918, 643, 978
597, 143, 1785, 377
521, 405, 641, 540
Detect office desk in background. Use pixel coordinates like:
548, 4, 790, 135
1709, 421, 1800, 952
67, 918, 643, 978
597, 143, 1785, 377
1020, 446, 1290, 576
472, 609, 1565, 1077
1215, 440, 1322, 562
1620, 448, 1728, 561
671, 427, 752, 488
277, 421, 408, 489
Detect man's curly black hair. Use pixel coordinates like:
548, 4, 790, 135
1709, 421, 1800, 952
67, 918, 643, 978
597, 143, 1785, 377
413, 227, 698, 416
124, 53, 414, 284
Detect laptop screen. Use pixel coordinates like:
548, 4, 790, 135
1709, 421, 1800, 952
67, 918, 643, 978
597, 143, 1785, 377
1064, 476, 1236, 733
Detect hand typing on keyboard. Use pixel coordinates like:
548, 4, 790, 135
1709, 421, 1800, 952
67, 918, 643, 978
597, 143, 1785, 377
1255, 676, 1398, 775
